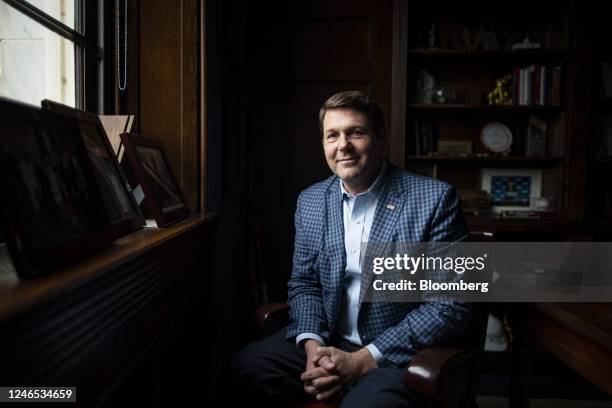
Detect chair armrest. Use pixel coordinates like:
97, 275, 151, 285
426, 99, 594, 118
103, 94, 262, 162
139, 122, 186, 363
253, 302, 290, 336
405, 347, 478, 401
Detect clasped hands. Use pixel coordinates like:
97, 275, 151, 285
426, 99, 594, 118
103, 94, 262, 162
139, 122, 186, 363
300, 339, 377, 402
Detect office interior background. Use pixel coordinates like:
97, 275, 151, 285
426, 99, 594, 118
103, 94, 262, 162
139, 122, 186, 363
0, 0, 611, 406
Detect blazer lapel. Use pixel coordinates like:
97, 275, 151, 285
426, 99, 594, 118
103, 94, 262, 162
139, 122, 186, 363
359, 169, 405, 306
325, 179, 346, 329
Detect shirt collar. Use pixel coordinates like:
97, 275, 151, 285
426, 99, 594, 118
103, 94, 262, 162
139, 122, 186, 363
340, 160, 386, 199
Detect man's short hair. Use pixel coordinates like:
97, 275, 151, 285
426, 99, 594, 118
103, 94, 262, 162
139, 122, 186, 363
319, 91, 384, 137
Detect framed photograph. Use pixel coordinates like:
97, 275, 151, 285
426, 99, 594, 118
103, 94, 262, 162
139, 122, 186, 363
437, 140, 472, 155
480, 168, 542, 212
0, 98, 115, 279
120, 133, 190, 227
526, 115, 547, 157
99, 114, 135, 158
42, 100, 145, 237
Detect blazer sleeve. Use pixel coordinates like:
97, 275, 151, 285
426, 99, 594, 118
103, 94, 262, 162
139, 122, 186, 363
285, 192, 331, 343
371, 185, 472, 366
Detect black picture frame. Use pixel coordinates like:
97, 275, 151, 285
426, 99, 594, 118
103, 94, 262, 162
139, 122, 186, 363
42, 99, 146, 237
120, 133, 190, 227
0, 98, 115, 279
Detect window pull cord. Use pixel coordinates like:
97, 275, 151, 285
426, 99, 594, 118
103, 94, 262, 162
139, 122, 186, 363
116, 0, 127, 92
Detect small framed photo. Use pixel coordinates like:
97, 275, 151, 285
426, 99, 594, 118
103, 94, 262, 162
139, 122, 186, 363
120, 133, 190, 227
0, 98, 115, 279
481, 168, 542, 212
437, 140, 472, 155
42, 100, 145, 237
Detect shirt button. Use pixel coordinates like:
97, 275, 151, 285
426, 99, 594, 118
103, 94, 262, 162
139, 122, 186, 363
356, 220, 361, 224
352, 248, 356, 253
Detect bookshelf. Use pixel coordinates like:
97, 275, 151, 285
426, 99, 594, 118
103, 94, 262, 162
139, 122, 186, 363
584, 12, 612, 232
389, 0, 589, 229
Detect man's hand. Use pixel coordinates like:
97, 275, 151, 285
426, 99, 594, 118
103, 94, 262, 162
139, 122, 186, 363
301, 340, 342, 401
308, 346, 377, 387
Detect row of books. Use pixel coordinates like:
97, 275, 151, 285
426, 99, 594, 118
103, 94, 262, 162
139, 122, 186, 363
412, 119, 437, 155
511, 65, 562, 106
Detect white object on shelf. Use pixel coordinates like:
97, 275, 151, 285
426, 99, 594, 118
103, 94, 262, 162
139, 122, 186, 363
484, 313, 508, 352
481, 122, 513, 154
144, 219, 158, 228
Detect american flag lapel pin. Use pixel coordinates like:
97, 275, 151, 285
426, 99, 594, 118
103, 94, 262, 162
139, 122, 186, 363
386, 203, 396, 210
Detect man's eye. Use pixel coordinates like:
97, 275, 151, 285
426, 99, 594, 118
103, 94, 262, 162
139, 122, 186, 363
326, 134, 338, 140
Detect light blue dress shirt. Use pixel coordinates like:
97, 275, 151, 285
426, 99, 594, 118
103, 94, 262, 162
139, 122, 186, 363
296, 161, 387, 366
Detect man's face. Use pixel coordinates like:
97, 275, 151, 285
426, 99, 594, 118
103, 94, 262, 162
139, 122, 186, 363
322, 108, 383, 192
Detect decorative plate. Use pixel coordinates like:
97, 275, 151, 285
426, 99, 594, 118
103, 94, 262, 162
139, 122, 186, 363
480, 122, 512, 153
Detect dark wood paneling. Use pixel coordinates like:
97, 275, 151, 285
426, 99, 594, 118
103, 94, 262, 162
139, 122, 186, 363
0, 215, 218, 406
200, 0, 207, 211
294, 21, 370, 63
390, 0, 408, 167
564, 2, 589, 219
247, 0, 393, 300
182, 0, 200, 210
286, 1, 391, 192
139, 0, 201, 211
524, 303, 612, 397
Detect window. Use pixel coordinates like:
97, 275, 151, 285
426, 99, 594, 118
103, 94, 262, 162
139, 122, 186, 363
0, 0, 86, 108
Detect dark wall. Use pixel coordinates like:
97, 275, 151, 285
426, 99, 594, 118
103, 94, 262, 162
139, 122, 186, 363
245, 0, 393, 302
206, 0, 252, 391
206, 0, 393, 388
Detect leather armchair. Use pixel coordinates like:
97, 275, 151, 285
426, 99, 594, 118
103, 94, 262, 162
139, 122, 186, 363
252, 302, 488, 408
251, 232, 493, 407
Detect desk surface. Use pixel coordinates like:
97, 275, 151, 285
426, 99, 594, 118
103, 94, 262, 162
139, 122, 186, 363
524, 302, 612, 397
0, 213, 218, 322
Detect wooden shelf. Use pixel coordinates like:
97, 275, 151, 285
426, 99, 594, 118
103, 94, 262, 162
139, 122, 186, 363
390, 0, 584, 222
466, 217, 581, 233
408, 104, 562, 112
407, 155, 563, 164
0, 212, 219, 406
523, 303, 612, 397
0, 213, 219, 322
408, 49, 568, 63
592, 156, 612, 164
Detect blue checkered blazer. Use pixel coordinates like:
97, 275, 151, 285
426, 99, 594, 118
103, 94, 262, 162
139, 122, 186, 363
286, 162, 471, 366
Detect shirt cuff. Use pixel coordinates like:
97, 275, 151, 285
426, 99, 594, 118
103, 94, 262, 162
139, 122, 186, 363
365, 343, 386, 367
296, 333, 325, 350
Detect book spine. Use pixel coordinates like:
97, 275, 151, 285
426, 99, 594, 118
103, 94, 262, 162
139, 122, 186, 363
520, 68, 525, 105
414, 119, 421, 155
551, 66, 562, 106
419, 120, 429, 154
430, 122, 437, 153
540, 65, 546, 105
526, 65, 535, 105
533, 65, 541, 106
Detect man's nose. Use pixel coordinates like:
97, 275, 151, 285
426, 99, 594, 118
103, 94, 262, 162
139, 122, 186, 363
338, 133, 350, 150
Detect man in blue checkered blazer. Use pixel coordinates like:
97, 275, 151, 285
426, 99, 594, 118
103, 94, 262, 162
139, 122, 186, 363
231, 91, 470, 407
